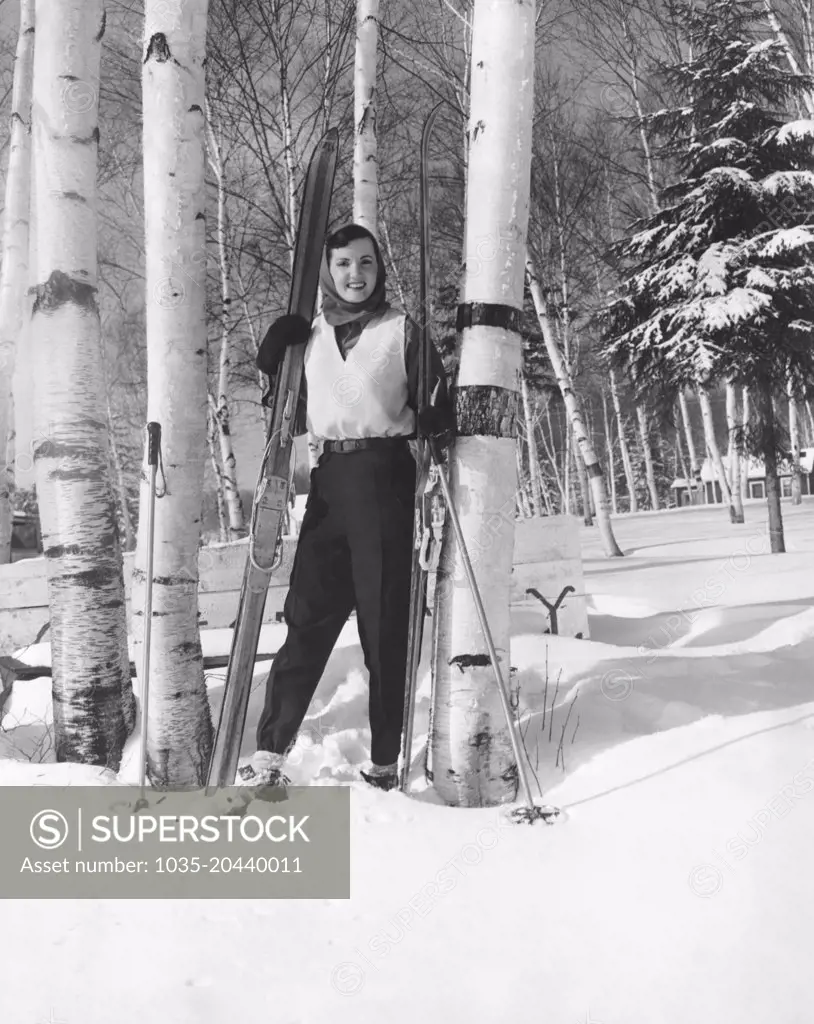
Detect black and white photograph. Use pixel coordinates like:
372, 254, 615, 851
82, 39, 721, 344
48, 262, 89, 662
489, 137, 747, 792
0, 0, 813, 1020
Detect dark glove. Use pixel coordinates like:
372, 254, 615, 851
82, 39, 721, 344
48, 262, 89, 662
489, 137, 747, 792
256, 313, 311, 376
417, 404, 455, 449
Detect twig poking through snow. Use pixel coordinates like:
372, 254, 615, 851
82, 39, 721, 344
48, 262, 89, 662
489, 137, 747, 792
548, 669, 562, 744
556, 694, 578, 771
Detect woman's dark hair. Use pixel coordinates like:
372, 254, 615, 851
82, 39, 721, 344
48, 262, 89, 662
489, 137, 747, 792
326, 223, 382, 263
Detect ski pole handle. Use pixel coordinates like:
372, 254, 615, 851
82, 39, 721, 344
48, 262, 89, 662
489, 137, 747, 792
146, 422, 161, 466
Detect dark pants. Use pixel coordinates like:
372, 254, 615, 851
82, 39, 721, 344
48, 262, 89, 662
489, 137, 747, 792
256, 442, 416, 767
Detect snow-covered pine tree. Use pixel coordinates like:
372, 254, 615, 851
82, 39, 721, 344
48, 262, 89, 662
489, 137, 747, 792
601, 0, 814, 552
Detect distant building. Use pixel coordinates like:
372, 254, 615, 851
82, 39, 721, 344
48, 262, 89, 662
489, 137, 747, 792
671, 450, 814, 505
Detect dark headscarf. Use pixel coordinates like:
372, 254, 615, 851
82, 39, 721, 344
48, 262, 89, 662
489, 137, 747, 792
319, 224, 390, 327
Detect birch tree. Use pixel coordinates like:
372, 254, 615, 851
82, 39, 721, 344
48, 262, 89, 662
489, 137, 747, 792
0, 0, 34, 564
635, 404, 661, 510
601, 388, 619, 513
204, 98, 246, 539
678, 390, 702, 501
132, 0, 213, 787
430, 0, 536, 809
787, 383, 804, 504
609, 365, 638, 513
698, 387, 738, 521
763, 0, 814, 112
526, 254, 622, 553
353, 0, 379, 231
519, 370, 545, 515
725, 382, 746, 517
30, 0, 135, 766
742, 386, 751, 499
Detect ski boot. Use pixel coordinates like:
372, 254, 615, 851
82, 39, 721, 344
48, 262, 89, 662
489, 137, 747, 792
238, 751, 290, 787
360, 761, 398, 791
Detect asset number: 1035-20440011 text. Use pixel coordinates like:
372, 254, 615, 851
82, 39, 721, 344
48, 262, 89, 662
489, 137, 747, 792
156, 856, 303, 873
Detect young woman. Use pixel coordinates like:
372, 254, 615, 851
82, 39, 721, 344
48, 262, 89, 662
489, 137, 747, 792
242, 223, 454, 790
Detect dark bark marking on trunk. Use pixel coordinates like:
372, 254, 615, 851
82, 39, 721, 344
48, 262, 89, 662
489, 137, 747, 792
455, 384, 519, 438
449, 653, 491, 671
32, 270, 97, 315
145, 33, 173, 65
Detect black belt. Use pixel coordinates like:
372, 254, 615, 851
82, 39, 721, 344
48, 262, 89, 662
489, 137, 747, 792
322, 436, 413, 453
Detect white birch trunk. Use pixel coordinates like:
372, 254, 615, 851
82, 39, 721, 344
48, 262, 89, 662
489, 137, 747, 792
742, 387, 750, 499
764, 2, 814, 113
609, 369, 638, 513
698, 386, 737, 519
379, 212, 408, 308
636, 405, 661, 510
133, 0, 213, 787
520, 371, 543, 515
515, 440, 531, 517
572, 425, 593, 526
0, 0, 35, 564
725, 382, 745, 521
353, 0, 379, 233
281, 78, 298, 260
207, 395, 228, 543
102, 356, 135, 552
233, 266, 271, 434
539, 404, 565, 509
602, 389, 618, 514
430, 0, 535, 808
108, 419, 135, 551
675, 413, 692, 505
788, 383, 803, 505
268, 0, 299, 260
625, 32, 660, 214
30, 0, 135, 766
534, 430, 554, 514
563, 420, 572, 514
205, 103, 246, 539
526, 255, 621, 553
679, 390, 702, 501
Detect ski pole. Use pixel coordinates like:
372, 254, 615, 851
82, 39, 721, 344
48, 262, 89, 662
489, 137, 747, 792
427, 438, 558, 823
139, 421, 161, 794
399, 101, 445, 792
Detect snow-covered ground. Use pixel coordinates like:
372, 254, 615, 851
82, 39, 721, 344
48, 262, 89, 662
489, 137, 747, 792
3, 500, 814, 1024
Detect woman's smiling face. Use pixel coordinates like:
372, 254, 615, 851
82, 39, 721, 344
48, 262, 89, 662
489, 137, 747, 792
328, 237, 378, 303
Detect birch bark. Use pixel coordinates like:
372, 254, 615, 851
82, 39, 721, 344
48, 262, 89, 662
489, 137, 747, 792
430, 0, 536, 808
132, 0, 213, 786
31, 0, 135, 766
0, 0, 35, 563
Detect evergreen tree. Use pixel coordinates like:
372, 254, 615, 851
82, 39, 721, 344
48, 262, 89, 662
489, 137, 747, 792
600, 0, 814, 551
